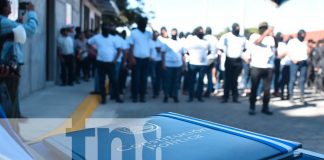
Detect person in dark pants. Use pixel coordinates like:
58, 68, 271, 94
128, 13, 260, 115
276, 34, 291, 100
218, 23, 247, 103
185, 26, 213, 102
149, 31, 163, 98
129, 17, 152, 103
57, 28, 75, 86
161, 36, 185, 103
87, 24, 123, 104
247, 22, 275, 115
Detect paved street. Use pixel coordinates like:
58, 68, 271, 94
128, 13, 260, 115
20, 81, 324, 153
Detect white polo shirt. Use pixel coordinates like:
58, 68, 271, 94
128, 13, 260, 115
287, 38, 308, 62
113, 35, 128, 62
218, 32, 246, 59
277, 42, 291, 66
129, 29, 152, 58
88, 34, 121, 62
184, 36, 211, 66
204, 34, 218, 60
248, 33, 275, 68
149, 39, 163, 61
161, 38, 184, 67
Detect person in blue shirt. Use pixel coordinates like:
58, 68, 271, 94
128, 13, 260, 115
0, 0, 38, 118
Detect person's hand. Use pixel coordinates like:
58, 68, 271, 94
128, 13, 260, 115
162, 63, 166, 70
27, 3, 35, 11
0, 64, 10, 77
265, 27, 274, 36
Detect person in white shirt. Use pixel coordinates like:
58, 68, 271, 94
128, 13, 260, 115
203, 27, 218, 97
286, 30, 308, 103
276, 34, 291, 100
87, 24, 123, 104
218, 23, 247, 103
149, 30, 163, 98
161, 32, 185, 103
57, 28, 75, 86
109, 29, 128, 100
247, 22, 275, 115
118, 30, 130, 95
185, 26, 213, 102
129, 17, 152, 102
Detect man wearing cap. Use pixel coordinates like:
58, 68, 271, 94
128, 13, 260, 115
247, 22, 275, 115
286, 30, 308, 103
0, 0, 38, 118
218, 23, 247, 103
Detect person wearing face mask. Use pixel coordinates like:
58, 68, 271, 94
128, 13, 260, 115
128, 17, 152, 103
87, 24, 123, 104
171, 28, 178, 41
247, 22, 275, 115
286, 30, 308, 103
184, 26, 214, 102
218, 23, 247, 103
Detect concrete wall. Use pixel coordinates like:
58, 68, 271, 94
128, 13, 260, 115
20, 0, 47, 98
19, 0, 102, 98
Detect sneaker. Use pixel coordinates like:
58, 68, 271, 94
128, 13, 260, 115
261, 110, 273, 115
197, 98, 204, 102
221, 99, 228, 103
163, 97, 168, 103
116, 99, 124, 103
248, 109, 256, 115
140, 98, 146, 103
101, 99, 107, 105
187, 98, 193, 102
233, 99, 241, 103
173, 97, 179, 103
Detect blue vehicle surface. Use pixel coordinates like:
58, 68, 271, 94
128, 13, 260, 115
0, 112, 323, 160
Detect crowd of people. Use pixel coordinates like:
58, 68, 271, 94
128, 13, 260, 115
1, 0, 324, 118
55, 16, 324, 116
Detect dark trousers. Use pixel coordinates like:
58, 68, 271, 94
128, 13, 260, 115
82, 57, 91, 80
188, 64, 207, 100
274, 58, 281, 93
97, 61, 119, 101
182, 62, 190, 92
280, 65, 290, 98
249, 67, 273, 110
0, 76, 21, 118
132, 58, 150, 100
163, 67, 182, 98
223, 57, 243, 101
119, 59, 128, 93
289, 60, 308, 97
61, 55, 74, 85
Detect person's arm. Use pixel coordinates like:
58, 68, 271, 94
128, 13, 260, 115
254, 27, 273, 45
22, 3, 38, 37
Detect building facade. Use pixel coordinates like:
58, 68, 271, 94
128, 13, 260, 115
10, 0, 118, 98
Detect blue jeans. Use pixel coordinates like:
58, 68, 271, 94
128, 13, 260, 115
289, 61, 308, 96
148, 61, 163, 96
163, 67, 182, 97
188, 64, 207, 100
109, 62, 121, 97
242, 61, 251, 89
